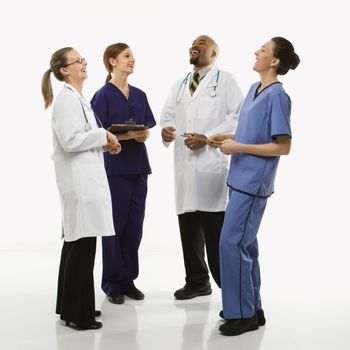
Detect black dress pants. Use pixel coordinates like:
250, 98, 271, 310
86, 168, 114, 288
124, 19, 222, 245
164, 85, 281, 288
56, 237, 96, 328
178, 211, 224, 289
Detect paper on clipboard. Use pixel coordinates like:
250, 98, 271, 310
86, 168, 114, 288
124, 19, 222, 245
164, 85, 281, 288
108, 119, 148, 134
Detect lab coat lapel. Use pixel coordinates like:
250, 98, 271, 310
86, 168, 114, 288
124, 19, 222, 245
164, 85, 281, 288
189, 67, 218, 104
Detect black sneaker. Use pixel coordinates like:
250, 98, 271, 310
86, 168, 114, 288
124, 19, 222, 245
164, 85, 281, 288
219, 309, 266, 326
219, 315, 259, 336
174, 284, 212, 300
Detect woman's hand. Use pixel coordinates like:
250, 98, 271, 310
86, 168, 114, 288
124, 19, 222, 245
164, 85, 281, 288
106, 131, 122, 155
207, 134, 233, 148
118, 129, 150, 142
133, 129, 150, 142
219, 139, 240, 155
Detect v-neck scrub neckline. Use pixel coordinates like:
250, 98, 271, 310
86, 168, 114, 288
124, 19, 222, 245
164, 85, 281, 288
107, 82, 131, 100
254, 81, 282, 100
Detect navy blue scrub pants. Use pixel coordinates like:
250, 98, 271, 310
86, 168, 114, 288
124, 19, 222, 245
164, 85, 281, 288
102, 174, 147, 296
220, 189, 267, 319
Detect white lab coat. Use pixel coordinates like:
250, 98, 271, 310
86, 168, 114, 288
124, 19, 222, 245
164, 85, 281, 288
51, 83, 115, 242
160, 67, 244, 215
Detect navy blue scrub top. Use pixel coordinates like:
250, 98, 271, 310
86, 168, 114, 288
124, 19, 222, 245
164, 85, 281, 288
227, 82, 292, 197
91, 83, 156, 176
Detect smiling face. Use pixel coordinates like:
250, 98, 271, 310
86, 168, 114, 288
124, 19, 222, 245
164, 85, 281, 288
253, 40, 279, 73
189, 35, 217, 69
110, 48, 135, 76
60, 49, 88, 83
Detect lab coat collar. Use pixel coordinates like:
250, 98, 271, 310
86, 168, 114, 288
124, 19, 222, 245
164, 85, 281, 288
64, 82, 81, 95
64, 83, 90, 107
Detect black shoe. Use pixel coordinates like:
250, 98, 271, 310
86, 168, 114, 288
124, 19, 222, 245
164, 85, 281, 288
219, 315, 259, 336
65, 320, 103, 330
94, 310, 101, 317
124, 285, 145, 300
108, 293, 125, 304
174, 284, 212, 300
219, 309, 266, 326
256, 309, 266, 326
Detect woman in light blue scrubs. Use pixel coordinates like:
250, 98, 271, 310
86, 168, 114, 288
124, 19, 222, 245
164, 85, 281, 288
209, 37, 300, 336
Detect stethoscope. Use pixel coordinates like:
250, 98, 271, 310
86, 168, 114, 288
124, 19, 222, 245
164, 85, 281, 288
66, 86, 103, 131
176, 70, 220, 104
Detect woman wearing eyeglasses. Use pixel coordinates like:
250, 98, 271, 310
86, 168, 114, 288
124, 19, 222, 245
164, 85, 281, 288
41, 47, 121, 330
91, 43, 156, 305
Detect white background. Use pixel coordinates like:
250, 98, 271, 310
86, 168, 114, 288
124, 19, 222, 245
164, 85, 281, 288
0, 0, 349, 278
0, 2, 349, 349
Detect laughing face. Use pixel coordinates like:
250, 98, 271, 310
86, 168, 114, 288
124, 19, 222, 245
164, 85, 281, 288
253, 40, 279, 73
110, 48, 135, 75
63, 49, 88, 82
189, 35, 217, 68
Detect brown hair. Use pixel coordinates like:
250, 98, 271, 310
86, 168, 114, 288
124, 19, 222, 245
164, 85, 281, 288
271, 37, 300, 75
103, 43, 129, 83
41, 47, 73, 109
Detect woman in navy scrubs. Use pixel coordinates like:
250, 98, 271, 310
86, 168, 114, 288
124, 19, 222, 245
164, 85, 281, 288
91, 43, 156, 304
210, 37, 300, 336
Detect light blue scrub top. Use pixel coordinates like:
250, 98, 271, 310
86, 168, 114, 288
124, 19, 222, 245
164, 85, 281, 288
227, 82, 292, 197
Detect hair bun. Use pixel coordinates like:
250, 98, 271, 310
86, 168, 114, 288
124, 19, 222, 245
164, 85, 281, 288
290, 52, 300, 70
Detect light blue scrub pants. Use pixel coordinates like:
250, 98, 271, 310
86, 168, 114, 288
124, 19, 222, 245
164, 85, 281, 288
220, 188, 268, 319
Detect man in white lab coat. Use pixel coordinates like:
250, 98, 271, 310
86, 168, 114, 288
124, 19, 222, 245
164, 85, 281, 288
160, 35, 244, 299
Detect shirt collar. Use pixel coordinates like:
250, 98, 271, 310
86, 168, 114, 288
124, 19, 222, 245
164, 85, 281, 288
193, 64, 213, 80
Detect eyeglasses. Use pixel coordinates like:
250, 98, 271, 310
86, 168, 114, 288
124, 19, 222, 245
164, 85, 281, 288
63, 57, 86, 67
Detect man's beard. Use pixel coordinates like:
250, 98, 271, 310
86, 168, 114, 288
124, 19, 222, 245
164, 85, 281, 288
190, 56, 199, 65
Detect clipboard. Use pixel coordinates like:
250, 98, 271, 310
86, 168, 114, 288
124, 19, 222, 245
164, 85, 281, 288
108, 119, 148, 134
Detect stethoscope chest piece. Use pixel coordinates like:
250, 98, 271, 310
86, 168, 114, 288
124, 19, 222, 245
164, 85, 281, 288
84, 122, 92, 131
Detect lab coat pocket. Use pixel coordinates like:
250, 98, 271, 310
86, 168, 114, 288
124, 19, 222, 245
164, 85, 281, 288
198, 96, 221, 119
54, 163, 74, 196
73, 163, 109, 202
196, 148, 222, 174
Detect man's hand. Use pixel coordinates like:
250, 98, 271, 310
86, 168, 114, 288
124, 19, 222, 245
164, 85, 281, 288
184, 133, 207, 151
161, 127, 176, 143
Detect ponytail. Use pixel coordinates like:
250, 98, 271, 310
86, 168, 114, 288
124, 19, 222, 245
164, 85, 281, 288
105, 72, 112, 84
41, 47, 73, 110
41, 69, 53, 110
